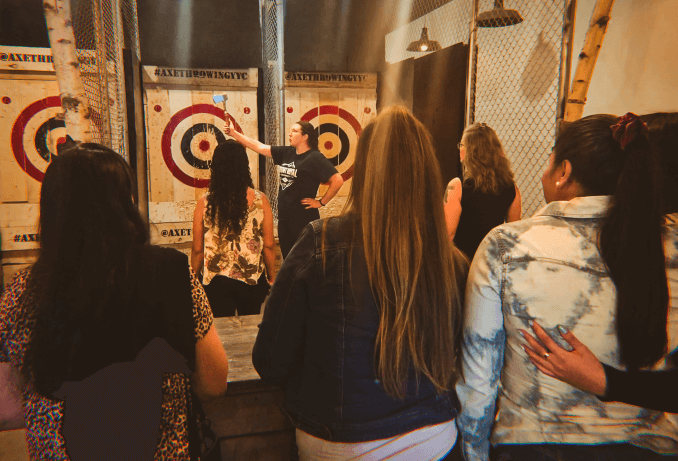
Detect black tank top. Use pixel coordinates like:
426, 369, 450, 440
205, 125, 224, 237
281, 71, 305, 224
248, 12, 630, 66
453, 178, 517, 260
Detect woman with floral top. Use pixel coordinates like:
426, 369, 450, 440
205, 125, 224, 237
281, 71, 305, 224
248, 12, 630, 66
0, 143, 229, 460
191, 140, 276, 317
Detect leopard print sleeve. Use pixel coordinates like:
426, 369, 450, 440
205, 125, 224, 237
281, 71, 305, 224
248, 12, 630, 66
188, 266, 213, 340
0, 269, 29, 364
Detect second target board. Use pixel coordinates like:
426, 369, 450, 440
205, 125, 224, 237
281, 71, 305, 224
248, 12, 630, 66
284, 71, 377, 216
142, 66, 260, 247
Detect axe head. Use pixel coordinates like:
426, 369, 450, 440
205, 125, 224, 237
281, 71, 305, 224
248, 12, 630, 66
213, 94, 228, 113
212, 94, 227, 104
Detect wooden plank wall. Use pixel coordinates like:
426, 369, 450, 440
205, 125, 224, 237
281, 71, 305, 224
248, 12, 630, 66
143, 67, 260, 252
206, 315, 294, 460
0, 48, 62, 287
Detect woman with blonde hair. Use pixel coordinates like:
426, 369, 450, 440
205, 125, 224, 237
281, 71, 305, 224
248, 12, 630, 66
253, 106, 467, 460
447, 123, 521, 260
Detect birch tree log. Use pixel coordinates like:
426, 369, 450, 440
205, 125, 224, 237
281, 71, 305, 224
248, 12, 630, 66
44, 0, 93, 142
563, 0, 615, 122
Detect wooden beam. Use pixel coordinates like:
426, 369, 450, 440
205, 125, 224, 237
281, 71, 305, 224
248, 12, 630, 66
556, 0, 578, 137
564, 0, 615, 122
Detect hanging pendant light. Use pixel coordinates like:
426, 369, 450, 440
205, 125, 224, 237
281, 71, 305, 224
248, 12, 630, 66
477, 0, 524, 28
406, 27, 441, 52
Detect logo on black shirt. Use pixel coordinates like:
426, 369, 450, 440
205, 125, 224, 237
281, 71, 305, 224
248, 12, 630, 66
278, 162, 297, 190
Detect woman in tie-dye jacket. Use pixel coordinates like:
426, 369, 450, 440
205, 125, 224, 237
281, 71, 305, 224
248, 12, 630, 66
456, 113, 678, 461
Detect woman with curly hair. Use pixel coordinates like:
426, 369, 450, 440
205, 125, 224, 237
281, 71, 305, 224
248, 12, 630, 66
191, 140, 276, 317
446, 123, 522, 260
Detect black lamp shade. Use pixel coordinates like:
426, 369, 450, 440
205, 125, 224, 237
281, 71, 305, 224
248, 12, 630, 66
407, 27, 441, 52
477, 0, 524, 28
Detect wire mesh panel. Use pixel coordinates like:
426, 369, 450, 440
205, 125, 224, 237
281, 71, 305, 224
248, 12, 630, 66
70, 0, 137, 161
470, 0, 565, 217
262, 0, 283, 220
385, 0, 472, 63
121, 0, 141, 58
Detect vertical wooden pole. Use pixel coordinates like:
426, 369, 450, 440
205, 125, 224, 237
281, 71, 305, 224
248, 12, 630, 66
465, 0, 479, 127
43, 0, 94, 142
563, 0, 615, 122
556, 0, 577, 136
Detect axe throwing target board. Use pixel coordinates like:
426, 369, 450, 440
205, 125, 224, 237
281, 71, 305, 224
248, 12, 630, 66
0, 46, 63, 286
142, 66, 259, 249
0, 46, 121, 287
283, 71, 377, 218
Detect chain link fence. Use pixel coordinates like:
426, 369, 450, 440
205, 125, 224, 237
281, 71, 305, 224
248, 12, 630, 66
70, 0, 139, 161
385, 0, 471, 63
261, 0, 284, 221
384, 0, 566, 218
471, 0, 565, 217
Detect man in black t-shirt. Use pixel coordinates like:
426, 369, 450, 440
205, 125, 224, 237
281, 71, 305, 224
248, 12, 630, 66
225, 120, 343, 258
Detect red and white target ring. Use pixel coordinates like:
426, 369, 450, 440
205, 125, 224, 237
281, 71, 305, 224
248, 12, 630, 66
161, 104, 242, 188
11, 96, 66, 182
301, 105, 362, 181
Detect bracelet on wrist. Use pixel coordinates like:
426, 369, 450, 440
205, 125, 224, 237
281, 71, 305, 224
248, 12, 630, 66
319, 199, 325, 207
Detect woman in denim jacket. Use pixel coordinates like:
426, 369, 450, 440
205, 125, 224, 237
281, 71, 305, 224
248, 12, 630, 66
253, 106, 468, 460
457, 114, 678, 461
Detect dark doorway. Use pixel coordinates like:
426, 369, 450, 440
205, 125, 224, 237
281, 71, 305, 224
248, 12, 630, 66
412, 43, 468, 187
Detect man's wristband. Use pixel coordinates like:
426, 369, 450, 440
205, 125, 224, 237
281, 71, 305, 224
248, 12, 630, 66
319, 198, 326, 207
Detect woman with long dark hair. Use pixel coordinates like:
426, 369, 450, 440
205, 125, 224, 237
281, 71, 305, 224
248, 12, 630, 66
191, 140, 276, 317
519, 112, 678, 414
0, 143, 229, 460
457, 114, 678, 461
446, 122, 521, 260
253, 106, 468, 460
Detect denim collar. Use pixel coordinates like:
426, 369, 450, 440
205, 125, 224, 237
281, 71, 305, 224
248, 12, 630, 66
534, 195, 612, 219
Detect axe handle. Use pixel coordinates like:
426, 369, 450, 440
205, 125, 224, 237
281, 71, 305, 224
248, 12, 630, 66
219, 102, 230, 125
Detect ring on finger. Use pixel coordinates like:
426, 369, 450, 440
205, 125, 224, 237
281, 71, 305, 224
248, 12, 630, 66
543, 352, 550, 359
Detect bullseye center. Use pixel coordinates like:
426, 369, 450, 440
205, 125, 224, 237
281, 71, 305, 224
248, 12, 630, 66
199, 140, 211, 152
324, 141, 334, 150
57, 137, 67, 145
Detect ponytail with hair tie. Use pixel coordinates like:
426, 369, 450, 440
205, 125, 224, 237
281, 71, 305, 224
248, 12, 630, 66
611, 112, 649, 150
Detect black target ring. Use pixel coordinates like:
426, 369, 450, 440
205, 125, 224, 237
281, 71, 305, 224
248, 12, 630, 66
317, 123, 350, 167
34, 117, 66, 162
179, 123, 227, 169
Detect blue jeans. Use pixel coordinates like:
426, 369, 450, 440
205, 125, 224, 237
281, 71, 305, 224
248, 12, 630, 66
491, 444, 675, 461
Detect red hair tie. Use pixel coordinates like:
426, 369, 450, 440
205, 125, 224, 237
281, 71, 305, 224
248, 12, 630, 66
611, 112, 648, 149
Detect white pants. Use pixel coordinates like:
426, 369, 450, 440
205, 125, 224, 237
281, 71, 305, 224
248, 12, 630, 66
296, 419, 457, 461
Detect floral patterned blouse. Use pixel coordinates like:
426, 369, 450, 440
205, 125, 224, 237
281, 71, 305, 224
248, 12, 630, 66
0, 266, 213, 461
203, 189, 266, 286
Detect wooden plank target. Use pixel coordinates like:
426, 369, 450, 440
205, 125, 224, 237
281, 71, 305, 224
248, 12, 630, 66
142, 66, 259, 245
1, 48, 63, 248
284, 72, 377, 214
1, 82, 63, 197
0, 46, 64, 286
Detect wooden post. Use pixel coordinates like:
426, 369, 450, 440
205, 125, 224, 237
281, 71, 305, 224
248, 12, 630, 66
43, 0, 94, 142
563, 0, 615, 122
465, 0, 479, 127
556, 0, 577, 137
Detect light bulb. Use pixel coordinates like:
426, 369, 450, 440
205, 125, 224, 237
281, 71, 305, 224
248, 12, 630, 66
421, 44, 428, 51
